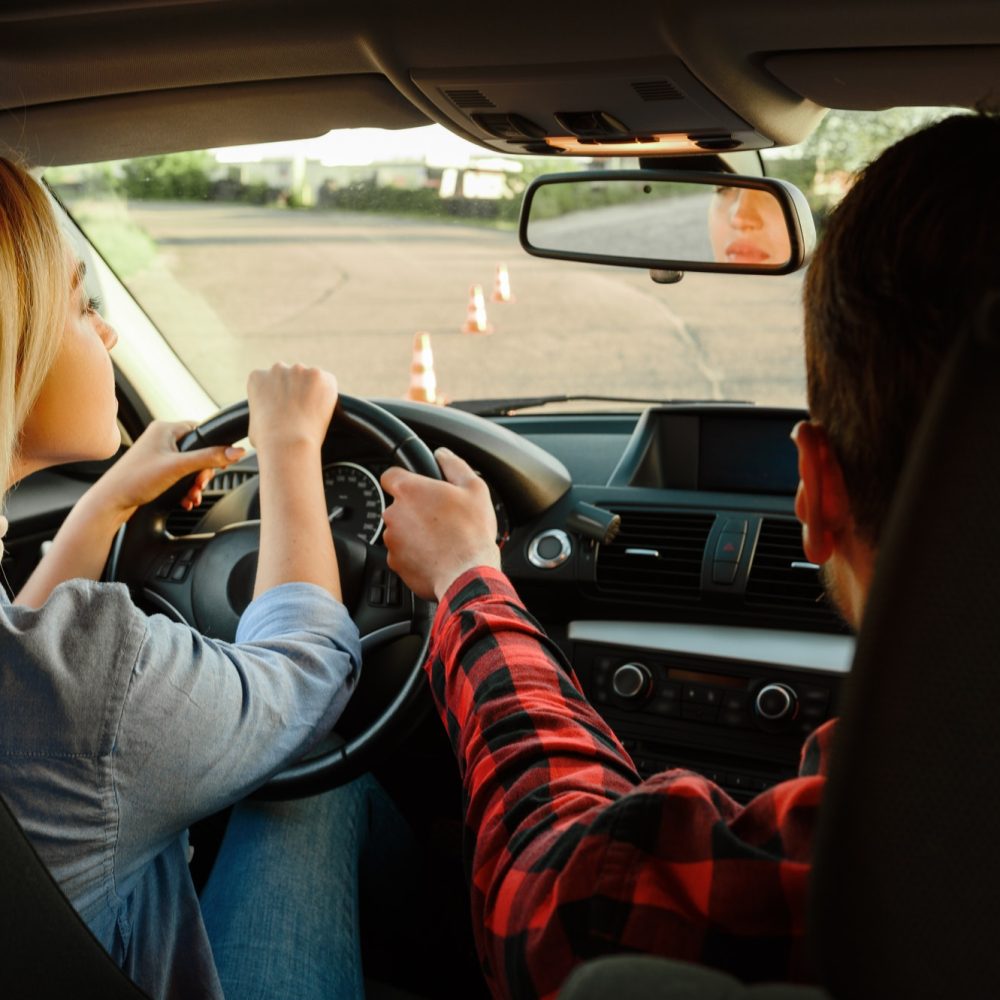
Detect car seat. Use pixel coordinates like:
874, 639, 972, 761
0, 792, 150, 998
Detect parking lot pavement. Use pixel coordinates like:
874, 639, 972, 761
126, 203, 806, 410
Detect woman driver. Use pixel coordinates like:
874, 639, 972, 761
708, 184, 792, 266
0, 157, 406, 999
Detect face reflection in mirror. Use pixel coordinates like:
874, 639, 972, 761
708, 186, 792, 266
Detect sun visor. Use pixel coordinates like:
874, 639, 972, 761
764, 45, 1000, 110
0, 75, 430, 168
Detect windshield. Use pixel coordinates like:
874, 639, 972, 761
45, 108, 949, 412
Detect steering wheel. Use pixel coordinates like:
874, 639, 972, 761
109, 395, 441, 798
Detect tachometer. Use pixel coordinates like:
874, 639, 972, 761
323, 461, 385, 544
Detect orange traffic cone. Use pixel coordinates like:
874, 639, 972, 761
490, 262, 514, 303
461, 284, 494, 335
405, 332, 438, 403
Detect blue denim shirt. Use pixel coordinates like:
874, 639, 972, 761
0, 578, 360, 999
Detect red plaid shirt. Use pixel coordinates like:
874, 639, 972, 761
425, 567, 835, 1000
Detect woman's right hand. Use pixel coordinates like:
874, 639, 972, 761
246, 363, 343, 601
247, 363, 339, 456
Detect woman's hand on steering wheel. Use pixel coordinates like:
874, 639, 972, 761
247, 363, 338, 453
86, 420, 245, 523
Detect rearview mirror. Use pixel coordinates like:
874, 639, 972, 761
519, 171, 815, 275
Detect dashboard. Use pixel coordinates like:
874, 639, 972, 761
4, 401, 852, 805
490, 404, 851, 801
277, 401, 850, 803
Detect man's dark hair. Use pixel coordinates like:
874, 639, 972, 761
803, 112, 1000, 546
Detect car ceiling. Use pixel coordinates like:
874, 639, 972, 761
2, 0, 1000, 166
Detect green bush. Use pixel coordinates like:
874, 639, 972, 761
120, 152, 214, 201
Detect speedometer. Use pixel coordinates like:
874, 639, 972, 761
323, 461, 386, 544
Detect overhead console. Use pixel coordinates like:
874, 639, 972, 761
410, 56, 774, 157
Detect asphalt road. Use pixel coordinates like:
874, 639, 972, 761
125, 202, 807, 410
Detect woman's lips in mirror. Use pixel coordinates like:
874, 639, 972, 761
724, 240, 770, 263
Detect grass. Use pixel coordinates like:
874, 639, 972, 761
65, 198, 159, 280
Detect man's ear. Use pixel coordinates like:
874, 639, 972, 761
792, 420, 851, 565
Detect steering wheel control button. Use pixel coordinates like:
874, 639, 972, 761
528, 529, 572, 569
156, 554, 177, 579
367, 567, 403, 608
612, 662, 652, 703
754, 683, 799, 722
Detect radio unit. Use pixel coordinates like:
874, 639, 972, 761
571, 638, 844, 802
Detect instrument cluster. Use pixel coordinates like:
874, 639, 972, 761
322, 460, 510, 548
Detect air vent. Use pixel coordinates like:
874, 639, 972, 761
631, 79, 683, 102
596, 508, 714, 606
164, 469, 256, 537
444, 88, 495, 109
746, 518, 845, 630
165, 496, 221, 536
209, 469, 255, 492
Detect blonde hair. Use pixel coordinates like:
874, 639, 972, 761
0, 157, 69, 506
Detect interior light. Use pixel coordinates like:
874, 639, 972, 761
544, 133, 712, 155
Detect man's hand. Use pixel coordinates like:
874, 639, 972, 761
381, 447, 501, 601
84, 420, 245, 523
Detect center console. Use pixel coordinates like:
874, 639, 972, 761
568, 621, 852, 801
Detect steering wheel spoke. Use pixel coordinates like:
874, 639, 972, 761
115, 529, 214, 625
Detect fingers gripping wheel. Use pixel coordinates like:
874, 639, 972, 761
112, 395, 441, 798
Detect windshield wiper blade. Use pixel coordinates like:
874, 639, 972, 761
447, 395, 752, 417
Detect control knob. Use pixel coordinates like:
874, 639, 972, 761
612, 662, 653, 704
754, 682, 798, 722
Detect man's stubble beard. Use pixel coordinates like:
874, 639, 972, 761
820, 561, 854, 630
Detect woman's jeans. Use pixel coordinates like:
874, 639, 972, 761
199, 774, 415, 1000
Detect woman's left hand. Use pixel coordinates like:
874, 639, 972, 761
87, 420, 245, 523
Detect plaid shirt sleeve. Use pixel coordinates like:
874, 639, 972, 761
425, 566, 835, 1000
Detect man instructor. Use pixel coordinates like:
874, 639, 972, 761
380, 112, 996, 998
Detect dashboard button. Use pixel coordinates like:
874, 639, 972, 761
682, 703, 719, 722
651, 697, 680, 718
527, 529, 572, 569
714, 531, 745, 562
712, 561, 738, 584
755, 683, 799, 722
612, 662, 653, 703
